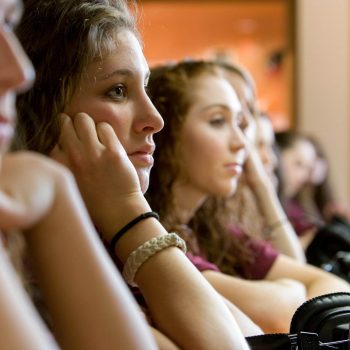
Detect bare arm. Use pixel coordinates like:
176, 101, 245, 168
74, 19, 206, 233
245, 142, 306, 262
203, 270, 307, 333
0, 241, 59, 350
51, 113, 249, 350
221, 296, 264, 337
266, 254, 350, 298
0, 152, 157, 350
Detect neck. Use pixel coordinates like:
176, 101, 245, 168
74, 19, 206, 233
172, 181, 207, 225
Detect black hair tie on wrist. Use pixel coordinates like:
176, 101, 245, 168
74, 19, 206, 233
109, 211, 160, 253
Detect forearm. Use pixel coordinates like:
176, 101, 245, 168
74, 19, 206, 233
0, 242, 59, 350
267, 255, 350, 301
221, 296, 263, 337
112, 219, 249, 350
305, 275, 350, 298
252, 179, 305, 262
25, 170, 157, 350
204, 271, 306, 333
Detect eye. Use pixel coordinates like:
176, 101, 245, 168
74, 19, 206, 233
107, 84, 127, 101
209, 114, 226, 127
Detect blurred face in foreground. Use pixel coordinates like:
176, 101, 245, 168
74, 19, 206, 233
0, 0, 34, 155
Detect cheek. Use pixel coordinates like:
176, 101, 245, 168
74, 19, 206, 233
65, 100, 131, 140
182, 132, 222, 171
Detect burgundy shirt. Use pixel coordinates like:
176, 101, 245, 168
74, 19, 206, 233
285, 199, 317, 236
186, 225, 279, 280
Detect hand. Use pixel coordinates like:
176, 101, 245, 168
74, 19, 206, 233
0, 152, 58, 231
244, 141, 271, 188
50, 113, 150, 238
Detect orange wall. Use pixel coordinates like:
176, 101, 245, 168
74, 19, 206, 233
138, 0, 292, 129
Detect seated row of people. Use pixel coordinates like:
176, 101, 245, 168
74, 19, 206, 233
1, 0, 349, 348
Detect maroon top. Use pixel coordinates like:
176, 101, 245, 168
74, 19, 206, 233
186, 225, 279, 280
285, 199, 318, 236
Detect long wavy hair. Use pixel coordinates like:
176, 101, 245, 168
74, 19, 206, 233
14, 0, 137, 153
147, 60, 252, 276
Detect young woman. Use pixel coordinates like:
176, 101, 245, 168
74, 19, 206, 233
290, 134, 350, 227
14, 1, 251, 349
146, 60, 350, 333
275, 131, 321, 249
217, 62, 305, 262
0, 0, 164, 349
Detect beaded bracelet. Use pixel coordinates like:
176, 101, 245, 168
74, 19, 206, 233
109, 211, 159, 253
122, 233, 187, 287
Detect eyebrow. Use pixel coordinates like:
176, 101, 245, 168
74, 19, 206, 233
97, 69, 134, 81
201, 104, 233, 113
97, 68, 151, 82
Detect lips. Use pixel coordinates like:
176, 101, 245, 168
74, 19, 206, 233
224, 163, 243, 176
128, 144, 155, 167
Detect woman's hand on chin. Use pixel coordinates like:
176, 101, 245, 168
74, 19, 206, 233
50, 113, 150, 239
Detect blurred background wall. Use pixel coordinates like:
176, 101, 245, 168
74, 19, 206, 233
137, 0, 350, 204
296, 0, 350, 203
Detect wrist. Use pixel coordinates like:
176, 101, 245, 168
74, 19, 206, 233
97, 193, 152, 241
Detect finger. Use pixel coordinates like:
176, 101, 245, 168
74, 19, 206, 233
73, 113, 100, 149
57, 113, 81, 152
96, 122, 125, 153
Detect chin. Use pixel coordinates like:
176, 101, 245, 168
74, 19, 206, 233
136, 168, 151, 194
215, 181, 238, 198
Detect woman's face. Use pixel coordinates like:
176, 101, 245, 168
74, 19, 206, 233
64, 30, 164, 193
256, 116, 279, 188
280, 139, 316, 198
178, 73, 247, 198
0, 0, 34, 154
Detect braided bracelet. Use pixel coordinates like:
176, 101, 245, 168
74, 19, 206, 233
122, 233, 187, 287
109, 211, 159, 253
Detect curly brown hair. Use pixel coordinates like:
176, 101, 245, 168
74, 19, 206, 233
14, 0, 137, 154
147, 60, 252, 276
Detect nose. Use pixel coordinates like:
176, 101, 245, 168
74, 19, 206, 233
134, 92, 164, 134
261, 145, 278, 170
0, 28, 35, 96
230, 124, 247, 155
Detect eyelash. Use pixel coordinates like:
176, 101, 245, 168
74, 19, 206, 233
106, 84, 127, 101
209, 115, 226, 127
